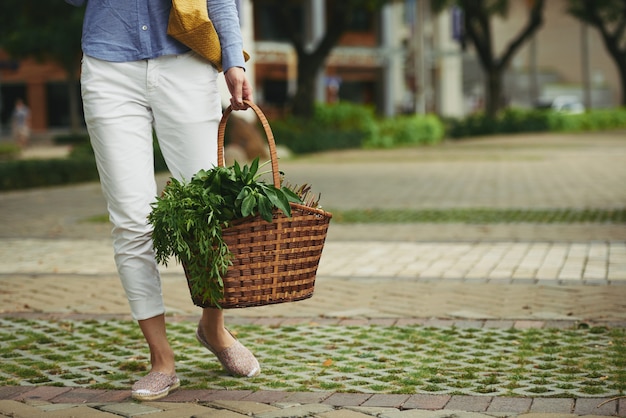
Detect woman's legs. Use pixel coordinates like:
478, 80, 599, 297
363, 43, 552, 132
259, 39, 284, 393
138, 315, 176, 375
151, 52, 258, 376
81, 55, 175, 377
199, 308, 236, 349
150, 52, 236, 350
82, 51, 258, 390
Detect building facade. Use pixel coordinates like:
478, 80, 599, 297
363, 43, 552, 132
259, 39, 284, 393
0, 0, 621, 135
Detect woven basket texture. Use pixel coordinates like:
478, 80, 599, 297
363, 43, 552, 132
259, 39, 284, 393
184, 101, 332, 308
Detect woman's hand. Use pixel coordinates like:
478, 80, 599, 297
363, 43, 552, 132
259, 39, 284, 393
225, 67, 253, 110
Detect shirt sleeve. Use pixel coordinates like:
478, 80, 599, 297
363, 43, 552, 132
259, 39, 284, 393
207, 0, 246, 72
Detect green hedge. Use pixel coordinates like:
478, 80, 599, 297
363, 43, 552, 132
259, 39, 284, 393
0, 157, 99, 190
373, 114, 445, 148
446, 107, 626, 139
0, 142, 21, 161
272, 102, 379, 153
53, 133, 90, 145
272, 102, 445, 152
0, 134, 168, 191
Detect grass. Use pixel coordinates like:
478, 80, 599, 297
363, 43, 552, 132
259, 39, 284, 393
329, 208, 626, 224
0, 318, 624, 397
82, 207, 626, 225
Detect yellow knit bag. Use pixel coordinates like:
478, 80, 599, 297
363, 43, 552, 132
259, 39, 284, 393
167, 0, 249, 72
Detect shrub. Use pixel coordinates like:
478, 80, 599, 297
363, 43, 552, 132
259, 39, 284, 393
0, 133, 168, 191
272, 119, 364, 154
446, 107, 626, 139
373, 114, 445, 148
313, 102, 380, 143
272, 102, 378, 154
0, 142, 21, 161
0, 158, 99, 190
53, 133, 90, 145
499, 108, 550, 133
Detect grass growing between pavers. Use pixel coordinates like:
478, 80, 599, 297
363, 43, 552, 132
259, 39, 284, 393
330, 208, 626, 224
84, 208, 626, 225
0, 318, 624, 398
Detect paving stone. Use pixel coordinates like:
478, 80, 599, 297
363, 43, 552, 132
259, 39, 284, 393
345, 406, 406, 416
192, 409, 250, 418
452, 320, 485, 329
279, 391, 333, 405
444, 395, 491, 412
49, 388, 109, 404
133, 404, 218, 418
317, 409, 379, 417
14, 386, 73, 402
42, 405, 121, 417
206, 399, 279, 415
323, 393, 372, 407
422, 319, 456, 328
482, 320, 514, 329
395, 319, 429, 327
0, 400, 45, 418
22, 399, 52, 408
86, 390, 132, 403
200, 390, 254, 401
338, 319, 371, 326
574, 398, 618, 416
379, 409, 493, 418
0, 387, 32, 400
255, 403, 335, 418
513, 321, 545, 329
403, 395, 451, 410
360, 394, 411, 408
242, 390, 292, 404
618, 397, 626, 417
156, 389, 216, 402
253, 318, 286, 327
37, 403, 87, 412
487, 397, 532, 413
529, 398, 574, 413
99, 402, 163, 417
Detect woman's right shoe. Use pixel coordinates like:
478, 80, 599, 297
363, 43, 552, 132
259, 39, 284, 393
131, 371, 180, 401
196, 325, 261, 377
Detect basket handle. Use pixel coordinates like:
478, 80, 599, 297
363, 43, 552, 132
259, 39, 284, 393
217, 100, 281, 187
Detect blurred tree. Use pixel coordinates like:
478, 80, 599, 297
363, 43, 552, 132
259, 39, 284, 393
0, 0, 84, 132
431, 0, 546, 118
255, 0, 390, 117
567, 0, 626, 106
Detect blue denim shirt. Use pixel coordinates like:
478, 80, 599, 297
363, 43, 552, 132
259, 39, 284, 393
65, 0, 245, 72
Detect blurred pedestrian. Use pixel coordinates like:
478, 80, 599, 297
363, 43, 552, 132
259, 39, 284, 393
11, 98, 30, 148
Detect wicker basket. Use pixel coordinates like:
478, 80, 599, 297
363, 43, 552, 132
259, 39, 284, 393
183, 101, 332, 309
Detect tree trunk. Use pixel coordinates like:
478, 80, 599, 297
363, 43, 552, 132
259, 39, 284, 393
619, 57, 626, 106
290, 53, 319, 117
66, 63, 82, 133
485, 68, 503, 118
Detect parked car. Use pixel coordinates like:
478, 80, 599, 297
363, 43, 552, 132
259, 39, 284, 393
535, 96, 585, 114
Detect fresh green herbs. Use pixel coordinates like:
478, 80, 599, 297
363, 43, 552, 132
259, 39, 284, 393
148, 158, 302, 307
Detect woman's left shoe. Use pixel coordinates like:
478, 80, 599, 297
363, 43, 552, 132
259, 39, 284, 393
196, 325, 261, 377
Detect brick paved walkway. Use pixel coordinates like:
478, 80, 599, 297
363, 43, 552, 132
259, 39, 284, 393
1, 132, 625, 417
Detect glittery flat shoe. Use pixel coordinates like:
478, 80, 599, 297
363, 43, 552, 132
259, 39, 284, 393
196, 325, 261, 377
131, 371, 180, 401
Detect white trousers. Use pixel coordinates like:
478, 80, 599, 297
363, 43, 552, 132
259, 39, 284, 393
81, 52, 222, 320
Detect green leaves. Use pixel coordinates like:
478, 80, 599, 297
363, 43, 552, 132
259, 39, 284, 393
147, 157, 303, 307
